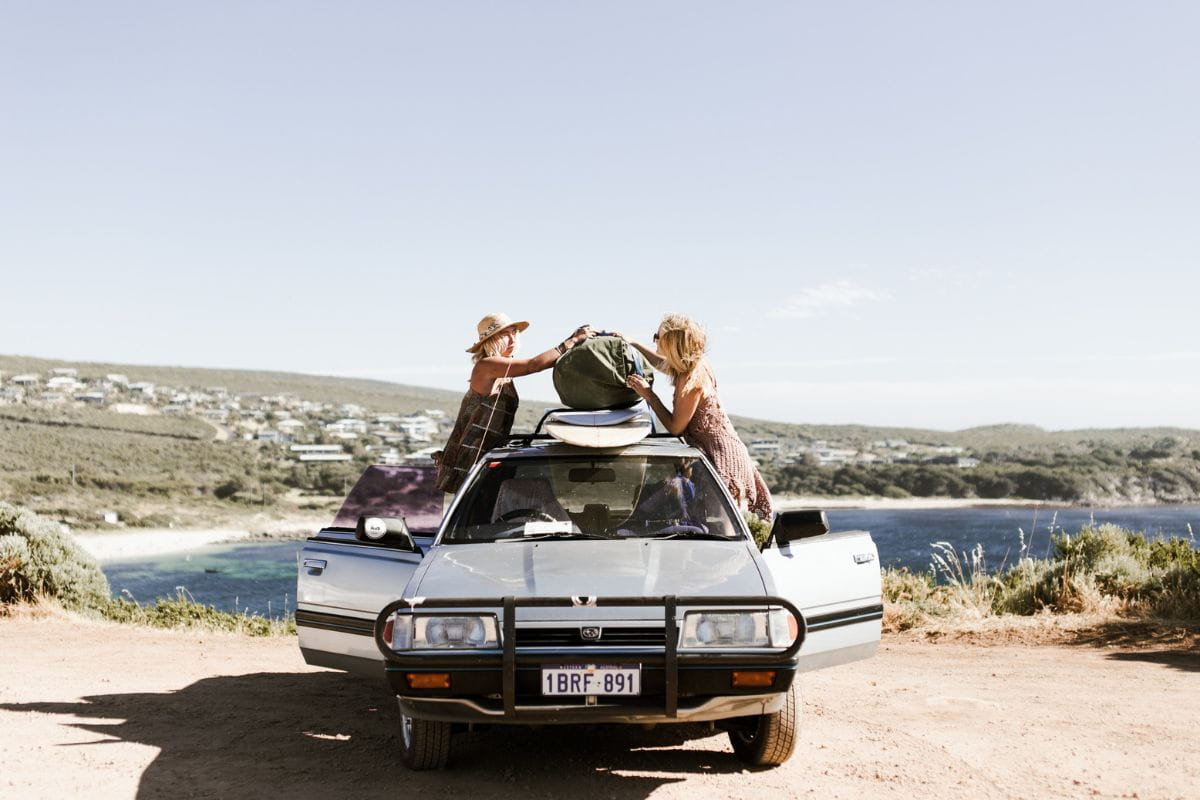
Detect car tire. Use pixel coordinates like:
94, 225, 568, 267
727, 684, 799, 767
398, 704, 452, 770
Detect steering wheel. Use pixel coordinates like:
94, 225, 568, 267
654, 522, 709, 536
497, 508, 557, 523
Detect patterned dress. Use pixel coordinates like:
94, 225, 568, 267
683, 374, 773, 521
435, 380, 519, 493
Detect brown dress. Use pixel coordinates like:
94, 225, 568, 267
435, 380, 519, 493
683, 373, 773, 521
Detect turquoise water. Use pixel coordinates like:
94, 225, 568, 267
102, 505, 1200, 617
104, 540, 304, 618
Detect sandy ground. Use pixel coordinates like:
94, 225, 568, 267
0, 614, 1196, 800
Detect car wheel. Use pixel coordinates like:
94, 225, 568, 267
398, 703, 452, 770
727, 684, 798, 767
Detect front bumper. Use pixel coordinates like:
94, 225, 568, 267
374, 594, 804, 724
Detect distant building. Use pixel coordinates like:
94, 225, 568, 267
50, 367, 78, 378
111, 403, 152, 415
76, 392, 107, 406
10, 374, 40, 386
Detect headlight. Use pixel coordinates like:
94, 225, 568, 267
389, 614, 500, 650
680, 609, 797, 649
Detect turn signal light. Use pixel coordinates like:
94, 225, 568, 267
407, 673, 451, 690
382, 618, 395, 648
731, 670, 777, 688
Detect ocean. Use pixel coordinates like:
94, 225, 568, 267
101, 504, 1200, 618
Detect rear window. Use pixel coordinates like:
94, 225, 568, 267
331, 465, 442, 533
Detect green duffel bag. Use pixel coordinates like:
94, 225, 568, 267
553, 335, 654, 410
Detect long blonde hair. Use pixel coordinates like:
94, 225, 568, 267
471, 335, 506, 363
656, 313, 713, 395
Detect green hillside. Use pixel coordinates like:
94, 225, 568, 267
4, 352, 1200, 522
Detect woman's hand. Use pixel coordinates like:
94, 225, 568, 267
626, 374, 652, 396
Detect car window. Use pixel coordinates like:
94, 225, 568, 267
330, 465, 443, 533
442, 455, 744, 542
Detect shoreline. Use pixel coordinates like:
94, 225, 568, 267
773, 495, 1039, 511
73, 517, 324, 563
71, 499, 1198, 562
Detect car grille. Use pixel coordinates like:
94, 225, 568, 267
515, 626, 666, 647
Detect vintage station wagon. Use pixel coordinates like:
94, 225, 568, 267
297, 411, 882, 769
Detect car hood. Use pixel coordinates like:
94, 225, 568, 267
413, 539, 767, 600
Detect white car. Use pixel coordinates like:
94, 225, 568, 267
297, 411, 881, 770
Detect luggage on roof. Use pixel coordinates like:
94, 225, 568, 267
552, 335, 654, 410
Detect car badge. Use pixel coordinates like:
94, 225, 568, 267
580, 626, 602, 641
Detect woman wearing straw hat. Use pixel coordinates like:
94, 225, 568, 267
618, 313, 773, 520
435, 313, 593, 493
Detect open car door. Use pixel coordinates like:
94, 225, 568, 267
297, 464, 442, 677
759, 511, 883, 672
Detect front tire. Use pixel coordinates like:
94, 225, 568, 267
727, 684, 799, 767
398, 703, 452, 770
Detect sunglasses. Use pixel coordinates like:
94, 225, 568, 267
652, 331, 661, 342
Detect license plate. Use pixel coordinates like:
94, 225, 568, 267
542, 664, 641, 696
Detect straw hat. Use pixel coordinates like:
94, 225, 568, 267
466, 312, 530, 353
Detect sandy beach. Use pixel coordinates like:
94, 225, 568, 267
72, 516, 328, 562
0, 611, 1195, 799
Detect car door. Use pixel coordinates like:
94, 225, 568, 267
296, 464, 442, 677
759, 528, 883, 672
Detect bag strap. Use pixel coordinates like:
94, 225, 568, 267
629, 345, 645, 378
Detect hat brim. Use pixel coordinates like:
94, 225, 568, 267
466, 320, 530, 353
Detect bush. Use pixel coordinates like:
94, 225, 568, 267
100, 590, 295, 637
0, 502, 110, 610
885, 524, 1200, 624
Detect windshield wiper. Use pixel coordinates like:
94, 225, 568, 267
497, 532, 610, 542
638, 530, 734, 541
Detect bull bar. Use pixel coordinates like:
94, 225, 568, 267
373, 595, 806, 719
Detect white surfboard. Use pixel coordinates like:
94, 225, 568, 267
544, 408, 653, 448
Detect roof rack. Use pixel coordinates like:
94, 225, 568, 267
504, 407, 685, 449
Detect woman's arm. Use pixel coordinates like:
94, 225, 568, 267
626, 375, 703, 436
609, 331, 667, 371
470, 326, 592, 392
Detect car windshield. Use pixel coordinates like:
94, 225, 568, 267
441, 455, 745, 543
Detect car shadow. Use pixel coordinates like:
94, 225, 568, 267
1105, 650, 1200, 673
2, 671, 751, 799
1058, 620, 1200, 674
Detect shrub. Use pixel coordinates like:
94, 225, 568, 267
100, 590, 295, 637
885, 525, 1200, 624
743, 512, 771, 548
0, 502, 110, 610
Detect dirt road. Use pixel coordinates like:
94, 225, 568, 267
0, 613, 1195, 799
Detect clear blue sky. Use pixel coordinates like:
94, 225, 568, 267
2, 2, 1197, 430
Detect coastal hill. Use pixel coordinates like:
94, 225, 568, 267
4, 353, 1194, 450
3, 353, 1199, 526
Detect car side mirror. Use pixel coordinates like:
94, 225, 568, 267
356, 515, 422, 553
768, 509, 829, 548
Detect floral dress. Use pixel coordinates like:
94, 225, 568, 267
683, 377, 773, 521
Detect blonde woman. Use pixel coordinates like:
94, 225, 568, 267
620, 313, 773, 520
435, 313, 593, 493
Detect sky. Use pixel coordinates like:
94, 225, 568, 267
2, 2, 1198, 431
